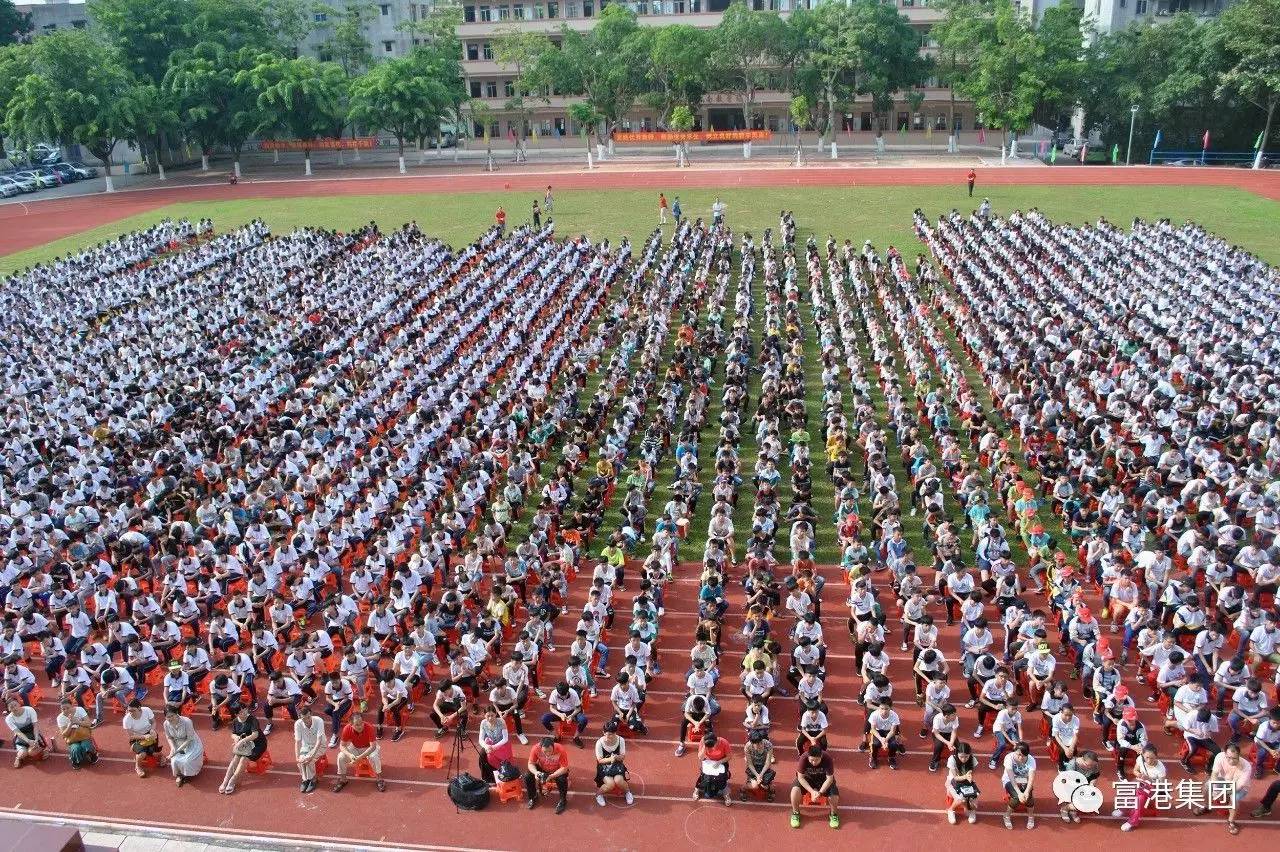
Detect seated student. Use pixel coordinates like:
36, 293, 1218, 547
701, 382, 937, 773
594, 720, 635, 806
1001, 741, 1037, 830
6, 697, 49, 768
332, 711, 386, 793
541, 681, 588, 748
56, 697, 97, 769
741, 729, 776, 801
944, 741, 980, 825
695, 730, 733, 806
866, 699, 905, 770
789, 745, 841, 830
1060, 750, 1102, 822
525, 734, 570, 813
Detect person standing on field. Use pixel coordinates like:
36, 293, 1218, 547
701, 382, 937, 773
659, 193, 668, 225
967, 169, 976, 197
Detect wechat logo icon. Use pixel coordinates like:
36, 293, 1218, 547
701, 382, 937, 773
1052, 769, 1104, 814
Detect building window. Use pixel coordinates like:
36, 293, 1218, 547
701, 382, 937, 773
482, 41, 493, 59
1119, 0, 1125, 6
383, 40, 394, 52
504, 80, 515, 97
897, 111, 909, 131
479, 5, 492, 20
497, 5, 510, 18
534, 3, 545, 17
470, 80, 483, 97
584, 0, 594, 15
514, 3, 526, 18
380, 3, 391, 14
485, 81, 498, 98
464, 5, 477, 21
318, 48, 333, 62
1136, 0, 1147, 11
467, 43, 480, 60
314, 11, 327, 22
548, 1, 560, 15
567, 1, 579, 15
72, 19, 87, 28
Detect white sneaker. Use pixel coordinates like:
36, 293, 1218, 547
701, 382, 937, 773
625, 791, 634, 805
900, 642, 909, 652
596, 794, 606, 807
517, 734, 528, 745
1026, 817, 1036, 830
967, 812, 977, 824
973, 726, 984, 737
328, 734, 338, 748
947, 810, 957, 825
1120, 822, 1134, 832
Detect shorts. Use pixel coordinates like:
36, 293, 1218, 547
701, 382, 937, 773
793, 782, 838, 798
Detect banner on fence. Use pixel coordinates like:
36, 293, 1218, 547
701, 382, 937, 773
611, 130, 772, 144
260, 137, 380, 151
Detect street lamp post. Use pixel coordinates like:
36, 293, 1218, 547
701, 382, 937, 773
1126, 105, 1139, 165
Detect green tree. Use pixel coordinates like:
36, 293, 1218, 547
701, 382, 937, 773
1033, 2, 1088, 131
494, 27, 553, 161
239, 54, 347, 173
126, 81, 181, 177
0, 42, 32, 159
568, 101, 599, 166
324, 2, 376, 78
4, 30, 139, 190
88, 0, 194, 85
789, 94, 809, 163
1, 0, 31, 46
164, 43, 264, 173
1216, 0, 1280, 163
1080, 14, 1242, 152
952, 0, 1041, 146
349, 51, 452, 170
670, 103, 694, 166
643, 25, 712, 125
540, 5, 649, 146
184, 0, 282, 53
264, 0, 316, 55
931, 0, 992, 142
708, 2, 785, 129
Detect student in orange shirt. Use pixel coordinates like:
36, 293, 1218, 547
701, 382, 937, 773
525, 734, 570, 813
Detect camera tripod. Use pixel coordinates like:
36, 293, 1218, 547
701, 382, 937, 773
445, 708, 485, 812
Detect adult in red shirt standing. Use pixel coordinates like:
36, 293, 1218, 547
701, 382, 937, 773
332, 711, 385, 792
967, 169, 976, 198
695, 731, 732, 806
525, 734, 570, 813
496, 206, 507, 233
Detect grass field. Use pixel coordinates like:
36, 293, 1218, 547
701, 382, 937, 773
3, 184, 1279, 276
4, 181, 1278, 565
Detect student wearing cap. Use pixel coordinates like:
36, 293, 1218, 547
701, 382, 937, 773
525, 734, 570, 813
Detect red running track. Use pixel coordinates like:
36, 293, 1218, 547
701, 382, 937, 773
3, 561, 1275, 851
2, 164, 1279, 260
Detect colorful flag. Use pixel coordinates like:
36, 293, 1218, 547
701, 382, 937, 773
926, 123, 933, 138
1050, 145, 1057, 164
1111, 143, 1119, 164
978, 128, 986, 144
899, 123, 907, 137
1079, 144, 1088, 163
532, 127, 539, 142
1152, 129, 1162, 150
1202, 129, 1210, 149
1255, 130, 1264, 150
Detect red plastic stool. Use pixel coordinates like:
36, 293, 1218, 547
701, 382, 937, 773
419, 740, 445, 768
247, 751, 273, 774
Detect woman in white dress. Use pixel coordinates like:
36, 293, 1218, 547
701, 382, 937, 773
163, 704, 204, 787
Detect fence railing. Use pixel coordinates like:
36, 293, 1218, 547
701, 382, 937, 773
1148, 149, 1270, 167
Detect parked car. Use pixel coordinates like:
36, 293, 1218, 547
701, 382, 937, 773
67, 161, 98, 179
16, 169, 57, 189
3, 172, 38, 192
35, 166, 65, 186
0, 176, 20, 198
49, 162, 79, 183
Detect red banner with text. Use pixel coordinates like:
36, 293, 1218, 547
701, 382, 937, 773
610, 130, 772, 144
260, 137, 380, 151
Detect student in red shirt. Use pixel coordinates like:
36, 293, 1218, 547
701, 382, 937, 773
967, 169, 976, 197
496, 207, 507, 232
525, 734, 570, 813
333, 712, 384, 792
695, 731, 732, 805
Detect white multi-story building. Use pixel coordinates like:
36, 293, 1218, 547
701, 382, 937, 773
456, 0, 969, 139
14, 0, 90, 34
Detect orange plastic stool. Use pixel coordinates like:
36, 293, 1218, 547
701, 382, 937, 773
419, 740, 445, 768
314, 754, 329, 777
493, 778, 524, 803
247, 751, 273, 774
801, 792, 829, 807
353, 757, 377, 778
